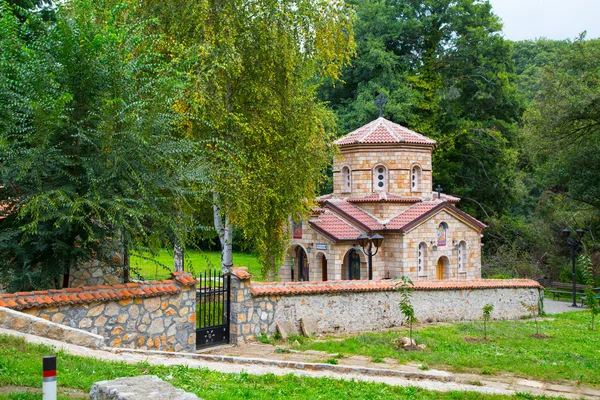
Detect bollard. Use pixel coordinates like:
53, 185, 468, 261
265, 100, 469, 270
42, 356, 57, 400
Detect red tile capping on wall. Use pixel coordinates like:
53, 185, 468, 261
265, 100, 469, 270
249, 279, 543, 296
231, 267, 252, 280
0, 272, 197, 311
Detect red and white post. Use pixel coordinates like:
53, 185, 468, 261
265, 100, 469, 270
42, 356, 57, 400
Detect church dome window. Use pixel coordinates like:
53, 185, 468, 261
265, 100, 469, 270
411, 165, 422, 193
374, 164, 387, 192
342, 166, 351, 193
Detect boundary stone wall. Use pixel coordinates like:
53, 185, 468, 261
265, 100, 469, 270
0, 272, 197, 352
230, 267, 543, 345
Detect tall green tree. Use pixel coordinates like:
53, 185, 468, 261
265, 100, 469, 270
525, 37, 600, 210
139, 0, 356, 275
0, 0, 204, 290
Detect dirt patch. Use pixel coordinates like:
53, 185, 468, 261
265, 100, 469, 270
529, 333, 551, 339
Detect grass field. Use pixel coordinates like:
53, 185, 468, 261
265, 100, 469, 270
129, 250, 262, 281
293, 311, 599, 386
0, 335, 566, 400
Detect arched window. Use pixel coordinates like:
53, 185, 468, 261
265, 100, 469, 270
437, 222, 448, 246
411, 165, 422, 192
374, 164, 387, 192
418, 242, 427, 276
342, 166, 351, 193
458, 241, 467, 272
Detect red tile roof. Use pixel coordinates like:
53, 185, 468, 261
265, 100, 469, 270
0, 272, 197, 311
325, 200, 384, 231
309, 199, 486, 239
249, 279, 542, 296
309, 210, 363, 241
346, 192, 422, 203
334, 118, 436, 147
385, 201, 444, 230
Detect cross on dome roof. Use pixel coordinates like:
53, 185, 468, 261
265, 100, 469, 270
333, 117, 436, 147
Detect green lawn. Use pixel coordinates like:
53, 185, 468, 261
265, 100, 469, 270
130, 250, 262, 281
293, 311, 600, 386
0, 335, 564, 400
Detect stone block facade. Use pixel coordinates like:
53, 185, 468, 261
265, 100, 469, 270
333, 147, 433, 198
0, 272, 197, 352
230, 268, 542, 345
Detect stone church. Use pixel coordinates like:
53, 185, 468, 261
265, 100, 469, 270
279, 116, 486, 282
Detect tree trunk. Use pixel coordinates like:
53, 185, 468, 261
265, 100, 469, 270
123, 245, 130, 283
174, 242, 184, 272
213, 193, 233, 273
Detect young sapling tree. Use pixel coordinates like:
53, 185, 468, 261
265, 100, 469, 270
482, 304, 494, 339
397, 276, 418, 345
521, 302, 541, 336
579, 254, 600, 330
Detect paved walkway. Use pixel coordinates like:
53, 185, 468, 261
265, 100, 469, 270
2, 326, 599, 399
544, 299, 587, 314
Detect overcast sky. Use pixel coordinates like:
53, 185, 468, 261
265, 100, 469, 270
488, 0, 600, 41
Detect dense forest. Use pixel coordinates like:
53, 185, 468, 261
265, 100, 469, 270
1, 0, 599, 289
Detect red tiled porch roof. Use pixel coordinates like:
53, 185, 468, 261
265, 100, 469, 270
309, 210, 363, 241
334, 118, 436, 147
385, 201, 443, 230
324, 200, 384, 231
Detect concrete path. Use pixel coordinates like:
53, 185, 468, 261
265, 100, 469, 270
544, 299, 587, 315
2, 327, 599, 399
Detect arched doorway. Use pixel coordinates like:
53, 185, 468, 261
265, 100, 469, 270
321, 254, 328, 281
348, 248, 361, 280
296, 246, 309, 281
436, 256, 449, 280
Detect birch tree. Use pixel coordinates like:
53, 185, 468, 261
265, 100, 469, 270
140, 0, 356, 275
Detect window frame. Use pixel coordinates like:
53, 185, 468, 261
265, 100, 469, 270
341, 165, 352, 193
411, 164, 422, 193
418, 242, 427, 277
373, 163, 388, 192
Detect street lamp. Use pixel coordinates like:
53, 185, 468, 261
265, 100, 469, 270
357, 233, 384, 280
561, 228, 586, 307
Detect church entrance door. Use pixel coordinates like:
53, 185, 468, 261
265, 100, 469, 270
436, 256, 449, 280
297, 247, 309, 281
348, 249, 360, 280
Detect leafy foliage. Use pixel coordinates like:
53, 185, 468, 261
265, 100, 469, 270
0, 1, 207, 290
137, 0, 356, 275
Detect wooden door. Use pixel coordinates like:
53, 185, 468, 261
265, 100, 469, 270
436, 258, 444, 280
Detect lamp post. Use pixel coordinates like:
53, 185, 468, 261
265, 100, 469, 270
357, 233, 384, 280
561, 228, 585, 307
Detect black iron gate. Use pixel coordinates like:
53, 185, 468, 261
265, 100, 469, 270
196, 269, 230, 348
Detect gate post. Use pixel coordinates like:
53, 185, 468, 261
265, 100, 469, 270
229, 267, 254, 345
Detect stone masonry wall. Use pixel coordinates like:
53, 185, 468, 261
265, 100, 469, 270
0, 272, 197, 352
230, 268, 542, 345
